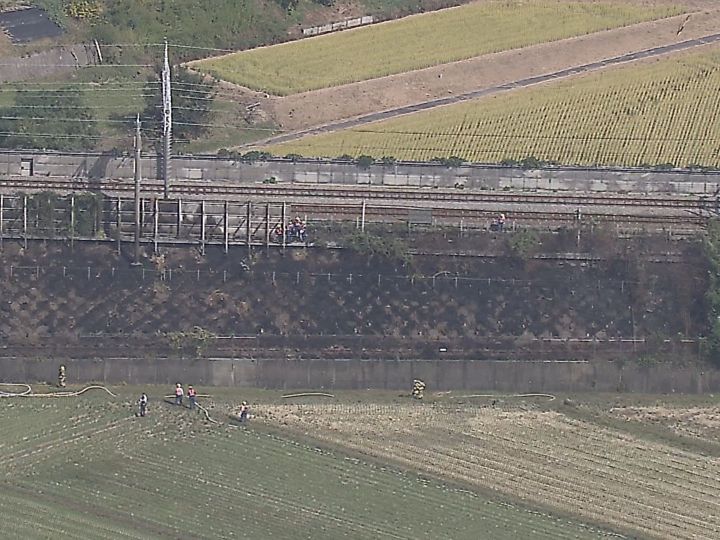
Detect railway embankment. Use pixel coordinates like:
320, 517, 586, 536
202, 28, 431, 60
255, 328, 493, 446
0, 228, 710, 377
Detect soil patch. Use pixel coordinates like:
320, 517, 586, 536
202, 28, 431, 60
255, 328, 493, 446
609, 405, 720, 440
0, 7, 62, 43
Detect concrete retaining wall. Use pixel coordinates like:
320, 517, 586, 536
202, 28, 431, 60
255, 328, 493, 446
3, 357, 718, 393
1, 151, 719, 194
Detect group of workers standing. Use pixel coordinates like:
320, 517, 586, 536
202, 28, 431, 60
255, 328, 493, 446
136, 383, 249, 422
173, 383, 197, 409
273, 217, 308, 243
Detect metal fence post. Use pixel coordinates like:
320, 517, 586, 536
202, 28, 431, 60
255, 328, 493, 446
22, 195, 27, 250
246, 201, 252, 252
200, 200, 206, 256
116, 197, 122, 255
224, 200, 229, 254
69, 195, 74, 250
281, 202, 286, 250
265, 203, 270, 249
176, 199, 182, 238
153, 198, 159, 254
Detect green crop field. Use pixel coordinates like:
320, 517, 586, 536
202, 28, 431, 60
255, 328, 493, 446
269, 47, 720, 168
0, 386, 612, 539
193, 1, 681, 96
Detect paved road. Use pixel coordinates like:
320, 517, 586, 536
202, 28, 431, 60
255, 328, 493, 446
252, 32, 720, 148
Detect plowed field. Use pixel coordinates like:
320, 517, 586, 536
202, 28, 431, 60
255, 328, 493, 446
0, 387, 616, 539
265, 397, 720, 540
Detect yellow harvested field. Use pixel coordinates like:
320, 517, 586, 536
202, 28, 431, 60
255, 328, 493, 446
193, 1, 682, 96
270, 47, 720, 167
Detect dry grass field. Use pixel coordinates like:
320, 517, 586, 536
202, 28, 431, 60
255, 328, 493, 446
266, 393, 720, 540
268, 46, 720, 167
192, 1, 681, 96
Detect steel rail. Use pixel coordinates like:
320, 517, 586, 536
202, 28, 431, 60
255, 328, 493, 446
0, 176, 713, 209
295, 204, 705, 225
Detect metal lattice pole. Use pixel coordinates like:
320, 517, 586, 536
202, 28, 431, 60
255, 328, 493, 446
134, 114, 142, 264
162, 39, 172, 199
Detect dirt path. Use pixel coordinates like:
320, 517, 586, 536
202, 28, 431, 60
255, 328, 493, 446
240, 7, 720, 147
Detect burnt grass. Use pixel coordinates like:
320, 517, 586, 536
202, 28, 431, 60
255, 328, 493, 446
0, 229, 708, 350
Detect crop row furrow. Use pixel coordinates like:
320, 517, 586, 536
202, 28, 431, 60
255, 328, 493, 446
342, 435, 659, 536
324, 426, 710, 540
445, 422, 720, 510
551, 417, 720, 485
0, 411, 97, 451
2, 417, 135, 471
0, 488, 140, 540
418, 410, 720, 489
415, 428, 720, 532
385, 438, 710, 540
303, 431, 638, 538
204, 429, 484, 514
113, 440, 404, 538
122, 447, 417, 539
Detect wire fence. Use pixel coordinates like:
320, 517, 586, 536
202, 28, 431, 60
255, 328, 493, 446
2, 264, 642, 291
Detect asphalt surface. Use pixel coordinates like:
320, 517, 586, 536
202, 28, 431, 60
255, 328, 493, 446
254, 32, 720, 148
0, 7, 63, 44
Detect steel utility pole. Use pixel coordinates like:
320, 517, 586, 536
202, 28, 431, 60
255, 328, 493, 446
134, 114, 142, 264
161, 39, 172, 199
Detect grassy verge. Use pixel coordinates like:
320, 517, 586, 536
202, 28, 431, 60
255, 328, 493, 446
193, 0, 682, 95
269, 47, 720, 167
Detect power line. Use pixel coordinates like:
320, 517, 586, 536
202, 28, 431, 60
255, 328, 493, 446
1, 81, 159, 86
95, 42, 237, 52
0, 116, 134, 124
0, 88, 159, 95
173, 121, 278, 131
0, 63, 155, 68
4, 104, 147, 110
0, 131, 158, 142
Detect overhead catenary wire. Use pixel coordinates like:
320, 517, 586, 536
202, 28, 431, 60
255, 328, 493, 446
0, 63, 155, 68
1, 81, 160, 87
94, 42, 238, 53
0, 131, 161, 142
0, 116, 139, 124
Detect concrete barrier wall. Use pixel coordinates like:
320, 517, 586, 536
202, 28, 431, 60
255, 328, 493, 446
3, 357, 718, 393
1, 151, 719, 194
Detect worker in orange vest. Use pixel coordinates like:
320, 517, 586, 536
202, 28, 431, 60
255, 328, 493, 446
188, 385, 197, 410
174, 383, 184, 406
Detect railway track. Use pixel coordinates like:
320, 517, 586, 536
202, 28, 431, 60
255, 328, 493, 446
296, 203, 707, 226
0, 176, 711, 231
0, 176, 715, 210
